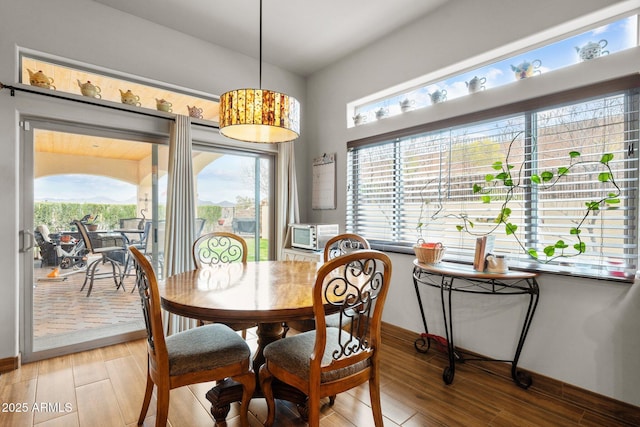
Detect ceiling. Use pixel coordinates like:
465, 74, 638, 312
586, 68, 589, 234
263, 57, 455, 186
92, 0, 448, 76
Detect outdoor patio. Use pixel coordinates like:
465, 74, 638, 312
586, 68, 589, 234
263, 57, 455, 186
33, 261, 144, 349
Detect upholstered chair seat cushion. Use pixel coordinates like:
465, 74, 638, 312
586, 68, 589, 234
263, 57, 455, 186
166, 323, 251, 376
264, 327, 370, 383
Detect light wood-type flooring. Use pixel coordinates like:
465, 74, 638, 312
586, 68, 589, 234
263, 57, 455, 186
1, 325, 638, 426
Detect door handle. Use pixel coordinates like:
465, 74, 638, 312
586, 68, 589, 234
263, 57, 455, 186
21, 230, 36, 252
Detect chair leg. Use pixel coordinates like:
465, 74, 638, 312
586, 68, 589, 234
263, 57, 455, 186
105, 257, 124, 291
307, 388, 320, 427
138, 370, 154, 425
155, 385, 170, 427
234, 371, 256, 427
83, 259, 101, 297
369, 372, 384, 427
79, 259, 96, 292
259, 364, 276, 427
281, 322, 290, 338
80, 272, 89, 292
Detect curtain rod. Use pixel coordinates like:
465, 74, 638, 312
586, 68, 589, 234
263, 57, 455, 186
0, 82, 220, 130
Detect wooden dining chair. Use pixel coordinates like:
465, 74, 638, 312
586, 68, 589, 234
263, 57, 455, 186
259, 249, 392, 427
287, 233, 371, 334
323, 233, 371, 261
73, 219, 126, 297
128, 246, 255, 427
192, 232, 256, 338
192, 231, 248, 267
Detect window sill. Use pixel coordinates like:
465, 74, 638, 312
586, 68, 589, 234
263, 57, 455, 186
370, 241, 635, 284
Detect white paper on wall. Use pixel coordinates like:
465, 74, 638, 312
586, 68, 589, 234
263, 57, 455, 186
312, 153, 336, 210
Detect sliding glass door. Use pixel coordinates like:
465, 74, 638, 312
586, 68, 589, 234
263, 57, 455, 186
21, 119, 166, 362
20, 119, 275, 362
193, 147, 275, 261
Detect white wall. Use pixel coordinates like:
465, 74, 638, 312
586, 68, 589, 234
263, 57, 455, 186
304, 0, 640, 406
0, 0, 306, 361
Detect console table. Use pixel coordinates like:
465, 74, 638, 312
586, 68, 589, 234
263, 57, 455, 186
412, 259, 539, 388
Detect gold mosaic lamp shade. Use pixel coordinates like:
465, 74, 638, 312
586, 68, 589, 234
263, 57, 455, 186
219, 88, 300, 143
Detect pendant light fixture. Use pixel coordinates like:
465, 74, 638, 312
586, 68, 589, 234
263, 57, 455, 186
218, 0, 300, 143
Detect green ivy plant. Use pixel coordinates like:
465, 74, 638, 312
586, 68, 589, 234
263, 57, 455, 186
415, 178, 443, 238
453, 133, 621, 262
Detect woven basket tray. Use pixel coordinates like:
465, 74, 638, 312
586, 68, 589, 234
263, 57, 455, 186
413, 245, 446, 264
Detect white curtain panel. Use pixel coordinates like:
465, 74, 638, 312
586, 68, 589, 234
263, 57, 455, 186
163, 114, 198, 334
277, 141, 300, 258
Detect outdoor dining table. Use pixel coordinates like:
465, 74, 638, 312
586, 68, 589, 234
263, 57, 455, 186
113, 228, 147, 279
113, 228, 145, 244
161, 259, 326, 422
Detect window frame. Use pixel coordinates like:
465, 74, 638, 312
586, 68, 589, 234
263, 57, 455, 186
347, 75, 640, 281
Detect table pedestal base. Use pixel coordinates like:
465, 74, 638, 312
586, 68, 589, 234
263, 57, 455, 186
206, 378, 309, 422
205, 321, 310, 422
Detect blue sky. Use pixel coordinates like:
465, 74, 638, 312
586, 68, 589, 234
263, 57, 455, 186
195, 155, 256, 203
35, 174, 136, 203
35, 154, 257, 205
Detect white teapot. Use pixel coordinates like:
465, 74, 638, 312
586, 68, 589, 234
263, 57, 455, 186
77, 80, 101, 98
352, 113, 367, 125
429, 89, 447, 104
466, 76, 486, 94
575, 40, 608, 61
375, 108, 388, 120
399, 98, 415, 112
156, 98, 173, 112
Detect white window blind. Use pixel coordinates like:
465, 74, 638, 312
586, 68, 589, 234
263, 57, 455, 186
347, 80, 639, 279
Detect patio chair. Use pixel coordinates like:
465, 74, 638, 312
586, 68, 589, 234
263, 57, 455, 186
73, 220, 126, 297
128, 246, 255, 427
259, 250, 392, 427
143, 220, 165, 277
34, 225, 59, 267
232, 218, 256, 235
119, 218, 150, 283
142, 219, 203, 277
195, 217, 206, 237
192, 232, 256, 338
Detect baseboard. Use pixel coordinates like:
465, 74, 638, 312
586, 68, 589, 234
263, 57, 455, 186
0, 354, 20, 374
381, 322, 640, 426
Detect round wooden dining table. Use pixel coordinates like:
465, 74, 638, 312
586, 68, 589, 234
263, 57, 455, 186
161, 260, 325, 422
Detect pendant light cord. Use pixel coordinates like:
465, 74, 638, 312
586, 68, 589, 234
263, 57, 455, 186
259, 0, 262, 89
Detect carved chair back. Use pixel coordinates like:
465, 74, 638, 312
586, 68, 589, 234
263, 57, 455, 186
324, 233, 370, 261
192, 232, 248, 268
